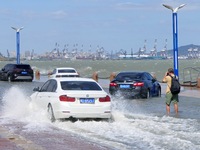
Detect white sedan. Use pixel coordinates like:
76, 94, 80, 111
49, 67, 79, 78
30, 77, 111, 122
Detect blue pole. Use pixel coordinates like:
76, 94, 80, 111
16, 32, 20, 64
172, 12, 179, 77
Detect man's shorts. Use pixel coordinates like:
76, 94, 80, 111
165, 92, 179, 106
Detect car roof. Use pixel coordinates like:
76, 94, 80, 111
118, 71, 147, 74
51, 77, 96, 82
55, 67, 76, 70
6, 63, 30, 66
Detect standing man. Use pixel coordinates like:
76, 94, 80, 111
162, 68, 179, 115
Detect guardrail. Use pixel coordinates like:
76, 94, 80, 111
182, 67, 200, 87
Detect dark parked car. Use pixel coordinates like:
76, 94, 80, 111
109, 71, 161, 99
0, 64, 34, 82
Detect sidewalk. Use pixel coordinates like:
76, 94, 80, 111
0, 124, 110, 150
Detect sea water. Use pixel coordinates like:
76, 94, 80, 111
0, 59, 200, 150
1, 59, 200, 81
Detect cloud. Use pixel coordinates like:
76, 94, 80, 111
115, 2, 141, 10
50, 10, 68, 19
0, 8, 12, 15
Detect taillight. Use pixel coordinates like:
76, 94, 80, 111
133, 82, 144, 87
110, 82, 117, 87
99, 95, 111, 102
59, 95, 75, 102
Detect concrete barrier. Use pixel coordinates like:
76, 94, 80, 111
92, 72, 98, 82
109, 72, 116, 82
197, 77, 200, 88
35, 70, 40, 80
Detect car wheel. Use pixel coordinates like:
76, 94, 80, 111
107, 114, 115, 123
48, 104, 56, 123
146, 89, 150, 99
158, 88, 161, 97
8, 75, 12, 82
109, 90, 115, 95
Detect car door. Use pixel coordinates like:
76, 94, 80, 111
145, 73, 158, 96
0, 65, 10, 80
35, 80, 52, 108
45, 80, 58, 106
143, 73, 154, 95
0, 67, 5, 80
35, 79, 58, 108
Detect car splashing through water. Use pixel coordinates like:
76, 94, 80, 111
0, 81, 200, 150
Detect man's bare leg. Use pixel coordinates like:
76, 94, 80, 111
166, 104, 170, 115
174, 103, 178, 114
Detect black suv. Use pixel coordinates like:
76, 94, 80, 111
0, 64, 34, 82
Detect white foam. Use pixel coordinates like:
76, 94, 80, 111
1, 86, 49, 123
1, 86, 200, 149
2, 86, 30, 118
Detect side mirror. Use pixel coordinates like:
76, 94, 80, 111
33, 87, 40, 92
2, 68, 5, 71
152, 78, 156, 82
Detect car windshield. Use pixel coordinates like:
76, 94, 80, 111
60, 81, 102, 91
15, 65, 31, 69
116, 73, 142, 80
58, 69, 76, 73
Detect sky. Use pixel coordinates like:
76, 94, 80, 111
0, 0, 200, 56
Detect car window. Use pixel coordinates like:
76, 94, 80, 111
6, 64, 12, 70
15, 65, 31, 69
52, 80, 57, 92
60, 81, 102, 91
40, 80, 51, 92
58, 69, 76, 73
145, 73, 153, 80
4, 65, 9, 71
116, 73, 142, 80
52, 69, 56, 75
46, 80, 57, 92
141, 74, 147, 80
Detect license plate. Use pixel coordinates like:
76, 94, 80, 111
80, 98, 95, 104
120, 84, 130, 89
21, 71, 27, 74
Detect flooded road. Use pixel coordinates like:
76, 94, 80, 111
0, 78, 200, 150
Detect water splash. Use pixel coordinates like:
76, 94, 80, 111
1, 86, 48, 123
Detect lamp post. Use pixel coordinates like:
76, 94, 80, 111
163, 4, 185, 77
11, 27, 24, 64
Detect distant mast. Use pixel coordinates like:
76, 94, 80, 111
161, 39, 168, 58
150, 39, 157, 56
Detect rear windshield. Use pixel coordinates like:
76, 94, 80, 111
15, 65, 31, 69
116, 73, 142, 80
60, 81, 102, 91
58, 69, 76, 73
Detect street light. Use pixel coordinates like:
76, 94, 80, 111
11, 27, 24, 64
163, 4, 185, 77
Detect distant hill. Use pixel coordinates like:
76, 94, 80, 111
159, 44, 200, 56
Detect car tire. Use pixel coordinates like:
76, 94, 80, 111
48, 104, 56, 123
158, 88, 161, 97
146, 89, 150, 99
107, 114, 115, 123
8, 75, 12, 82
109, 90, 115, 95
